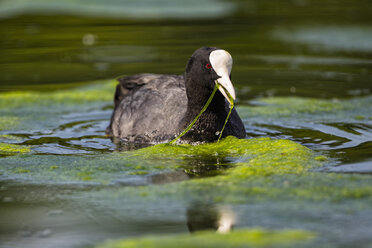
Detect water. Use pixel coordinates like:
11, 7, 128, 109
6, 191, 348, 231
1, 0, 372, 247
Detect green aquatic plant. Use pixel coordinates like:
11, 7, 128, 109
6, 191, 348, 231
13, 168, 31, 173
0, 80, 117, 132
97, 228, 316, 248
0, 142, 30, 155
134, 136, 315, 165
240, 97, 344, 117
109, 136, 372, 204
0, 116, 20, 131
217, 84, 234, 142
0, 136, 320, 185
0, 80, 116, 109
0, 134, 22, 141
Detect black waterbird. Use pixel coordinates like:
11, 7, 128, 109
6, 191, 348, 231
106, 47, 246, 143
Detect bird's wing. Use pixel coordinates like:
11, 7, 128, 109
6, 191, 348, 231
107, 74, 186, 139
114, 73, 163, 108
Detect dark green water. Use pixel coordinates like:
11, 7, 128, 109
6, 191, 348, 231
0, 0, 372, 248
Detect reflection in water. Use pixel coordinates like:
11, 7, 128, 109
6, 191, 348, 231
183, 157, 232, 178
273, 26, 372, 52
110, 154, 230, 186
112, 137, 152, 151
149, 171, 190, 185
149, 157, 231, 185
186, 202, 235, 233
322, 160, 372, 174
246, 121, 372, 164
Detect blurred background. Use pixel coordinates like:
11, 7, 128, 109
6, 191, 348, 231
1, 0, 371, 98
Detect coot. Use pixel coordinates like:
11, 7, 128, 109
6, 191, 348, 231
106, 47, 246, 143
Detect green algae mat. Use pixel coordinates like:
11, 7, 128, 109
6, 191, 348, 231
98, 229, 316, 248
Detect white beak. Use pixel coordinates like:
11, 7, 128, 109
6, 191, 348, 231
209, 50, 236, 104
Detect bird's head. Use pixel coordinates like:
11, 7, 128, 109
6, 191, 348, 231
185, 47, 235, 104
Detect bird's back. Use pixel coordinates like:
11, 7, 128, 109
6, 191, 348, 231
107, 74, 187, 143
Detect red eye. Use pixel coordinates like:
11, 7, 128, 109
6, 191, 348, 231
205, 63, 212, 69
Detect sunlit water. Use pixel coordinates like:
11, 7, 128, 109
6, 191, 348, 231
1, 1, 372, 248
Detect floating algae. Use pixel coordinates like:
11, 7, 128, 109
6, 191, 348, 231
0, 142, 30, 155
258, 97, 344, 113
0, 134, 23, 142
0, 80, 116, 110
0, 136, 319, 185
0, 116, 20, 131
84, 136, 372, 206
97, 228, 316, 248
239, 95, 372, 121
0, 80, 116, 133
133, 136, 316, 165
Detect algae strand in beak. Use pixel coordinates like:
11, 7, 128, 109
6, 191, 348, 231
169, 84, 219, 144
169, 83, 235, 144
217, 84, 234, 143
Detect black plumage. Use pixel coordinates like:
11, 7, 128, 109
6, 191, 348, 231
106, 47, 246, 143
